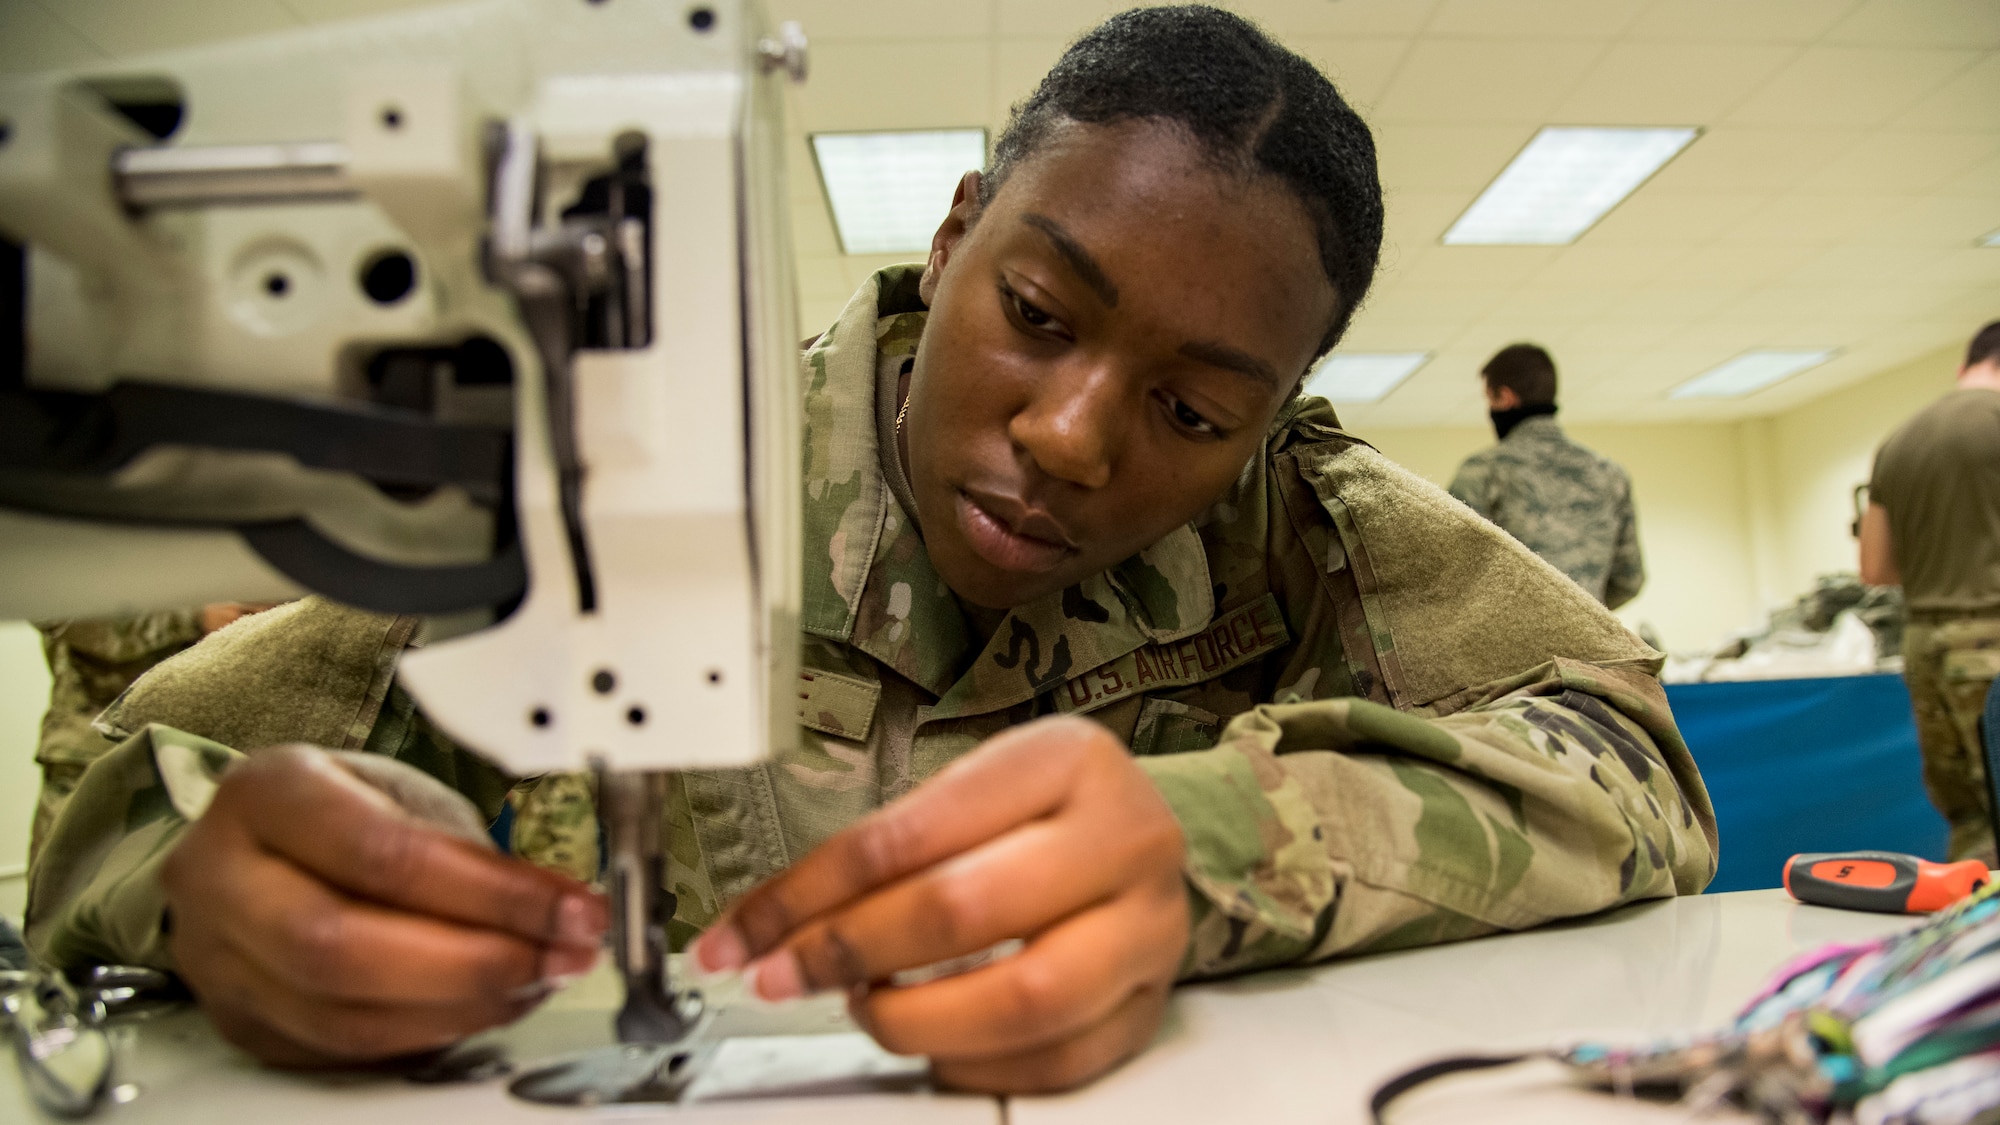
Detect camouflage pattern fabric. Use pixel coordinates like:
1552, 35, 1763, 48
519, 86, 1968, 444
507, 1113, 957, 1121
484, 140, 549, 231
24, 265, 1715, 982
1901, 613, 2000, 863
1448, 415, 1646, 609
31, 612, 203, 864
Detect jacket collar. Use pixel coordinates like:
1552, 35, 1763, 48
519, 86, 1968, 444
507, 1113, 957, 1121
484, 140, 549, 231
800, 266, 1214, 718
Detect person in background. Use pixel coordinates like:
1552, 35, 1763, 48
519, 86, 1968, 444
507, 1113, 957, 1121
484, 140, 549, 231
32, 605, 273, 862
1449, 343, 1645, 609
1860, 320, 2000, 864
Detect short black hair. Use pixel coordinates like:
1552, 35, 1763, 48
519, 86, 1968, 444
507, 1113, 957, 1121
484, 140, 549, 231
1968, 321, 2000, 369
1482, 343, 1558, 406
982, 5, 1383, 359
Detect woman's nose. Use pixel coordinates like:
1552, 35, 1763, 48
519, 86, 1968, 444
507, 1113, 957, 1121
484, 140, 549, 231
1009, 363, 1127, 490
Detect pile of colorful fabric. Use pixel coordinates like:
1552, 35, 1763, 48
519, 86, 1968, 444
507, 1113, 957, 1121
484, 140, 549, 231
1571, 879, 2000, 1123
1377, 880, 2000, 1123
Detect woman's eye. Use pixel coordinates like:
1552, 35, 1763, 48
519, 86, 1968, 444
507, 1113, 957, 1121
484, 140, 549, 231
1169, 397, 1221, 438
1013, 292, 1053, 328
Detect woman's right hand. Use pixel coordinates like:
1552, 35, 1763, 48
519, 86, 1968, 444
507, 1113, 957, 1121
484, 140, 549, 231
160, 744, 607, 1066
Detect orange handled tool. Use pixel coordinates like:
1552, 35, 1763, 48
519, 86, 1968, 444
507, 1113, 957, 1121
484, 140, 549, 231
1783, 851, 1989, 914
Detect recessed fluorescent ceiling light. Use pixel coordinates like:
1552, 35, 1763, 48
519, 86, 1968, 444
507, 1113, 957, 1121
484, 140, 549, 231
1444, 126, 1698, 245
1670, 350, 1835, 399
1983, 228, 2000, 247
1303, 352, 1429, 403
812, 130, 988, 254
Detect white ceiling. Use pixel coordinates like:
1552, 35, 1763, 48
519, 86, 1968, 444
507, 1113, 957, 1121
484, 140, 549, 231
6, 0, 1998, 425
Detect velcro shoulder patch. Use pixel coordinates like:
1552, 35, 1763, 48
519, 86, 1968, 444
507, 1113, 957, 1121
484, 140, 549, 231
1055, 594, 1289, 716
797, 668, 881, 741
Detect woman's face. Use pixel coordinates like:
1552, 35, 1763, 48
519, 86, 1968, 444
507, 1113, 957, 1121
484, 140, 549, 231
906, 118, 1342, 610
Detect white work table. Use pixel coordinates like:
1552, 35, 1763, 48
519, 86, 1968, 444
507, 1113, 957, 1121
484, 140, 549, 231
3, 889, 1919, 1124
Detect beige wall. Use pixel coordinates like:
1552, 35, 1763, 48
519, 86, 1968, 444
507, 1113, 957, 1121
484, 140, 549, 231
0, 622, 51, 921
1357, 342, 1968, 654
1364, 420, 1761, 653
1753, 345, 1962, 605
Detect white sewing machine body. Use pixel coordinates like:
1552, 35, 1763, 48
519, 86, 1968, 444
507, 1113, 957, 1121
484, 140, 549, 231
0, 0, 804, 778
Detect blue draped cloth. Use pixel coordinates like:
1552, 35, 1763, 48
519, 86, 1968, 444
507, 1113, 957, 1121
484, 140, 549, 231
1668, 673, 1948, 893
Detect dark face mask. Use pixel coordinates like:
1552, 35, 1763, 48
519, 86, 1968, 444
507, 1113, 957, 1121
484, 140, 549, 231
1489, 401, 1558, 440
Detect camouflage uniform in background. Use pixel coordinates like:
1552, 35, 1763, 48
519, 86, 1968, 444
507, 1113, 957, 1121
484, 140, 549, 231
26, 266, 1716, 981
1902, 615, 2000, 862
1448, 414, 1646, 609
30, 612, 203, 863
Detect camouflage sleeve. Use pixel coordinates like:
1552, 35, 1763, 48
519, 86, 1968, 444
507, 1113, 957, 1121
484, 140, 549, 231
31, 611, 206, 866
1605, 482, 1646, 610
1140, 657, 1714, 979
24, 721, 506, 971
25, 724, 241, 971
1445, 455, 1493, 519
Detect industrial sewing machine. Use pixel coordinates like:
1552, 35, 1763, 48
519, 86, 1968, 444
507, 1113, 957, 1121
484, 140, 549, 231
0, 0, 806, 1081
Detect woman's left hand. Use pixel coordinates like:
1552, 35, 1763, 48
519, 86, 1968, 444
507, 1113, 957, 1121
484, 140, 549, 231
689, 715, 1190, 1093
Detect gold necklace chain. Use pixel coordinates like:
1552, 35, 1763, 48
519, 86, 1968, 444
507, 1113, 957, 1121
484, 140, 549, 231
895, 393, 911, 441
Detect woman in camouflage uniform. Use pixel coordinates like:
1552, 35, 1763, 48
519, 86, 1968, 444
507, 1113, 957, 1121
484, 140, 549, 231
27, 7, 1715, 1093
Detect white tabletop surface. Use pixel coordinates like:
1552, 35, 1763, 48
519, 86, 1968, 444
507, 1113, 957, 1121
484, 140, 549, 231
2, 889, 1920, 1124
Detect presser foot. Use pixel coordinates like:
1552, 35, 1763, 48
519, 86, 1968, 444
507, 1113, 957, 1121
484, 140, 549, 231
615, 984, 705, 1045
507, 1039, 718, 1106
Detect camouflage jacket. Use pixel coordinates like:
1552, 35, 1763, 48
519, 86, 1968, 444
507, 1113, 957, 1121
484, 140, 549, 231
30, 612, 203, 862
1448, 415, 1646, 609
28, 267, 1714, 981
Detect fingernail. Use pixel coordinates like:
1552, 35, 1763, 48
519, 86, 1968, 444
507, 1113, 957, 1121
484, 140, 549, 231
507, 979, 558, 1002
553, 895, 604, 947
750, 949, 804, 1002
693, 923, 748, 973
543, 943, 598, 981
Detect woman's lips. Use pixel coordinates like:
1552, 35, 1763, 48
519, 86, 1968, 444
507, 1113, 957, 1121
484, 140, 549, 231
955, 491, 1074, 575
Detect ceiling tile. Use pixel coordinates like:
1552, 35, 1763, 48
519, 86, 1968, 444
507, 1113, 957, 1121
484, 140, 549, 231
992, 37, 1068, 124
1380, 189, 1482, 249
0, 4, 110, 72
1798, 131, 2000, 196
1234, 0, 1442, 38
1579, 191, 1767, 247
1351, 283, 1506, 326
1372, 124, 1537, 191
1823, 0, 2000, 49
39, 0, 300, 57
1715, 194, 1905, 245
1723, 46, 1981, 128
1370, 39, 1604, 125
766, 0, 993, 41
1920, 253, 2000, 287
1394, 246, 1563, 287
1940, 152, 2000, 198
1471, 281, 1626, 327
1624, 0, 1863, 44
1792, 243, 1944, 284
1642, 127, 1862, 193
1601, 283, 1750, 324
1852, 196, 2000, 248
1551, 42, 1796, 125
1892, 54, 2000, 133
1284, 36, 1411, 111
994, 0, 1138, 40
794, 41, 992, 132
1650, 242, 1825, 286
1535, 242, 1688, 285
1427, 0, 1648, 39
